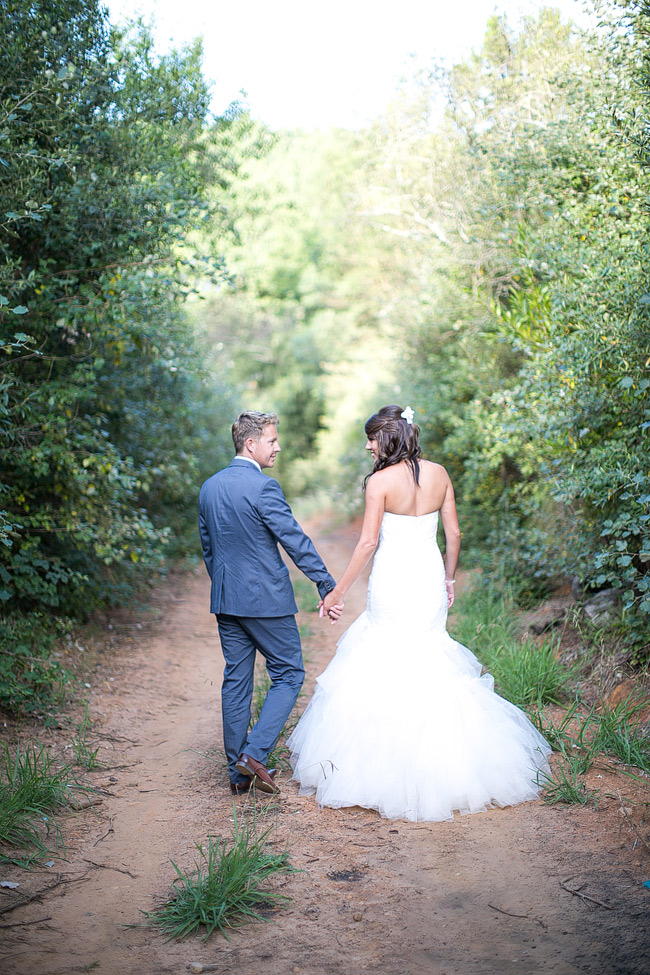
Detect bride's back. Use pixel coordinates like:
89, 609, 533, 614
375, 459, 449, 516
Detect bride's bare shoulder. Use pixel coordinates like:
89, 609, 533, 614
420, 459, 450, 479
366, 465, 398, 485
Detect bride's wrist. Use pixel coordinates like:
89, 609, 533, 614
445, 578, 456, 584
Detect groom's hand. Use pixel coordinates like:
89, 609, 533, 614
319, 590, 344, 624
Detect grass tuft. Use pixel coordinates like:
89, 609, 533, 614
0, 743, 82, 861
538, 758, 599, 806
145, 815, 294, 940
483, 636, 568, 708
71, 703, 103, 770
529, 699, 583, 755
592, 698, 649, 772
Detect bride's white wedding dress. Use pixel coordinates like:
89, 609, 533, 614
288, 510, 552, 822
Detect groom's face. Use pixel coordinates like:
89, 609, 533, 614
248, 424, 281, 468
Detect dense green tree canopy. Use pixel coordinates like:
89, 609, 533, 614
0, 0, 246, 709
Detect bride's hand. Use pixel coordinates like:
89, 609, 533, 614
445, 578, 456, 608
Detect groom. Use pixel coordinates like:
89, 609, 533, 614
198, 411, 337, 795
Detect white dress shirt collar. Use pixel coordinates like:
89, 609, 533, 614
235, 455, 261, 472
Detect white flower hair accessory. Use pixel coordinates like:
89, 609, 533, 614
400, 406, 415, 425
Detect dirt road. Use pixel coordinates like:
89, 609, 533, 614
1, 516, 648, 975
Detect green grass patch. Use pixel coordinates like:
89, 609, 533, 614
482, 636, 568, 708
451, 579, 649, 809
450, 581, 572, 708
538, 758, 599, 806
145, 816, 294, 939
592, 698, 650, 772
0, 743, 84, 863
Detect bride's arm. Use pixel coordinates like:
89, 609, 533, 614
440, 474, 461, 582
321, 477, 385, 613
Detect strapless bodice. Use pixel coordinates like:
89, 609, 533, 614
379, 510, 439, 542
368, 509, 446, 631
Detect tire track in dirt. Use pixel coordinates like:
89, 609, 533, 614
1, 514, 647, 974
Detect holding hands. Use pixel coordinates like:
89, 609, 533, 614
319, 588, 344, 624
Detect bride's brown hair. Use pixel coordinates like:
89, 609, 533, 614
363, 405, 422, 489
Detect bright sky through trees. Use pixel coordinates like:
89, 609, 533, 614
103, 0, 593, 129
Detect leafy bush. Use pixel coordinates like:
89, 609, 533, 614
0, 613, 72, 715
0, 1, 241, 681
356, 4, 650, 651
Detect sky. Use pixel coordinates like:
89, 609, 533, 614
103, 0, 594, 130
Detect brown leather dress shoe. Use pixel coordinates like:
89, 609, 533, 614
229, 768, 277, 796
235, 754, 281, 794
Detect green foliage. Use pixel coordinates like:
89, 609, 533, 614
360, 1, 650, 651
0, 743, 82, 861
202, 129, 396, 497
0, 613, 72, 715
1, 0, 241, 695
208, 4, 648, 662
145, 817, 294, 939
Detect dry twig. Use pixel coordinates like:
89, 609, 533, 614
82, 858, 138, 878
0, 915, 52, 929
560, 876, 613, 909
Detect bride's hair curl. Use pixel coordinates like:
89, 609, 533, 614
363, 405, 422, 489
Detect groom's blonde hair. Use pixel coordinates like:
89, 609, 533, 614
232, 410, 279, 453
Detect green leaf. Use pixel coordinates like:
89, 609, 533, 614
10, 306, 28, 315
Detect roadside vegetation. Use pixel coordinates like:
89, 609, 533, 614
0, 0, 250, 717
0, 743, 88, 866
145, 813, 294, 940
450, 577, 649, 806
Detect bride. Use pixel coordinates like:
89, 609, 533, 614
288, 405, 552, 822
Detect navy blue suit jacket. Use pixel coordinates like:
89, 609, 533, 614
198, 458, 336, 617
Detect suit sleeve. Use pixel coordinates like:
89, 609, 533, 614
198, 492, 213, 579
258, 478, 336, 598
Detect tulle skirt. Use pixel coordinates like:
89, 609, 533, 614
288, 612, 552, 822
